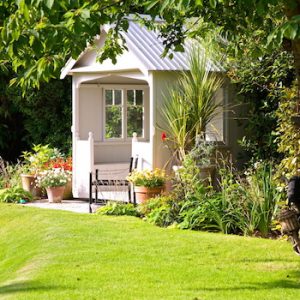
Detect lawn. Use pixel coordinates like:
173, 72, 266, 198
0, 203, 299, 300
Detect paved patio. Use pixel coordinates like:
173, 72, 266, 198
25, 199, 94, 214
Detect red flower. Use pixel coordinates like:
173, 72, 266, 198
161, 132, 167, 141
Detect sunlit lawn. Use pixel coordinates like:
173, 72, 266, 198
0, 203, 299, 300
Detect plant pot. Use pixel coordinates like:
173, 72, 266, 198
198, 165, 215, 186
63, 180, 73, 200
21, 174, 42, 198
134, 186, 164, 204
46, 185, 65, 203
278, 208, 300, 234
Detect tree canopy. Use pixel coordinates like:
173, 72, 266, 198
1, 1, 300, 88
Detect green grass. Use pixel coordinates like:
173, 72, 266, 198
0, 203, 300, 300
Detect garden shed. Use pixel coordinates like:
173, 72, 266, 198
61, 18, 240, 199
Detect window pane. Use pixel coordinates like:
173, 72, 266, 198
136, 90, 143, 105
127, 106, 143, 138
127, 90, 134, 105
105, 106, 122, 138
105, 90, 112, 105
114, 90, 122, 105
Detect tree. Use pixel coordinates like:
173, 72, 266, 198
1, 0, 300, 91
0, 0, 144, 89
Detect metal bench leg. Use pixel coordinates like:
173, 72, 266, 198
89, 172, 92, 213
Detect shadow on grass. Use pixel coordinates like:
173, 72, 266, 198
199, 270, 300, 292
0, 280, 63, 295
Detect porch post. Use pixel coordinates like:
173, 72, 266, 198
72, 77, 80, 198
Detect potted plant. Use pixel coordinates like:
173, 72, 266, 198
20, 144, 63, 197
36, 168, 71, 203
46, 156, 73, 199
127, 168, 166, 203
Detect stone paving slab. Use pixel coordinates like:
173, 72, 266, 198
25, 199, 92, 214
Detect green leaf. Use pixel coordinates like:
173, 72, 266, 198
174, 44, 184, 52
23, 4, 30, 22
283, 22, 298, 40
81, 9, 90, 20
45, 0, 54, 10
209, 0, 217, 8
145, 0, 160, 11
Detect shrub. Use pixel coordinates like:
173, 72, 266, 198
275, 87, 300, 180
140, 154, 213, 229
0, 157, 23, 189
22, 144, 63, 175
214, 158, 281, 236
139, 195, 180, 227
0, 186, 33, 203
96, 202, 139, 217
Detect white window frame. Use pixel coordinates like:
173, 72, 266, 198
102, 84, 149, 142
205, 87, 227, 145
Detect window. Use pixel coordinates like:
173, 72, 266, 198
104, 86, 147, 141
105, 89, 122, 139
127, 90, 144, 138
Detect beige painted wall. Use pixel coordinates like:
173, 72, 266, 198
151, 71, 230, 171
151, 71, 181, 171
78, 86, 102, 140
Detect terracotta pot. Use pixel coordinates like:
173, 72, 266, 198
46, 186, 65, 203
63, 180, 73, 200
21, 174, 42, 198
134, 186, 164, 204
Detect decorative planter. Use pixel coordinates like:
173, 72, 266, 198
63, 180, 73, 200
134, 186, 164, 204
46, 185, 65, 203
278, 208, 300, 234
21, 174, 42, 198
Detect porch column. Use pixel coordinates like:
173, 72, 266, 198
72, 77, 80, 197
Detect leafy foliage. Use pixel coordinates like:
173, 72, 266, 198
22, 144, 63, 175
0, 157, 23, 189
15, 78, 72, 154
140, 153, 280, 237
0, 186, 33, 203
0, 75, 71, 161
96, 202, 139, 217
162, 45, 223, 162
214, 158, 281, 236
127, 168, 166, 188
1, 0, 300, 92
229, 51, 295, 162
275, 87, 300, 180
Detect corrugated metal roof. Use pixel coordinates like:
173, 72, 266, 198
124, 21, 190, 71
61, 18, 221, 78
